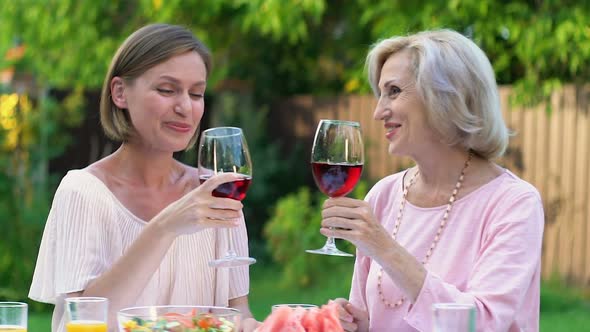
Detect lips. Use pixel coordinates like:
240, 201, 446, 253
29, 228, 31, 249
165, 121, 192, 133
384, 122, 402, 140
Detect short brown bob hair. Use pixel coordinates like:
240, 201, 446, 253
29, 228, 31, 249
100, 23, 211, 149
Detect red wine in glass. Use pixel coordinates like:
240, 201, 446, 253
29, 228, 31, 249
199, 175, 252, 201
198, 126, 256, 268
311, 162, 363, 197
306, 119, 364, 257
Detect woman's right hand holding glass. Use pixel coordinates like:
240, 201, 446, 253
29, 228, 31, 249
154, 172, 244, 237
332, 298, 369, 332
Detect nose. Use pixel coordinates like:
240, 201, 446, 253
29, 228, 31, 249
373, 96, 390, 121
175, 93, 192, 116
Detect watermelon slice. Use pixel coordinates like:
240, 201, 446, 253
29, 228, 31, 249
318, 303, 343, 332
257, 303, 343, 332
300, 308, 322, 332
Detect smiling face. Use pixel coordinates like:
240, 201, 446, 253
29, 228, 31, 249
112, 51, 207, 153
373, 49, 440, 157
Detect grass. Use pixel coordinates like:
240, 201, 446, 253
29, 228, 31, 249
28, 311, 52, 331
248, 263, 354, 320
539, 278, 590, 331
28, 265, 590, 331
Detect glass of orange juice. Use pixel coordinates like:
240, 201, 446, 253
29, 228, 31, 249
0, 302, 27, 332
65, 297, 108, 332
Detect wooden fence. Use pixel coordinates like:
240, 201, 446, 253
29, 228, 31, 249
270, 85, 590, 288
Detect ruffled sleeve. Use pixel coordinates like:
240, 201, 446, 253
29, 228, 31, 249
29, 171, 116, 304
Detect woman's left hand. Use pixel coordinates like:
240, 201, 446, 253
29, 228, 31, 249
320, 197, 393, 259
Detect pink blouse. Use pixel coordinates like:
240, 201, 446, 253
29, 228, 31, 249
349, 169, 544, 331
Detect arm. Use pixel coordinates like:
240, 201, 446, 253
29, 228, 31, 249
229, 295, 261, 332
332, 250, 371, 332
321, 197, 426, 301
74, 173, 245, 315
229, 295, 255, 319
323, 191, 544, 331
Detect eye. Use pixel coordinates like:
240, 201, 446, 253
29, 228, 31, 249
189, 92, 204, 100
157, 88, 174, 95
387, 86, 401, 98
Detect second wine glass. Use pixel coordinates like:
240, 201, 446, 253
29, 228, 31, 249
306, 119, 364, 257
198, 126, 256, 268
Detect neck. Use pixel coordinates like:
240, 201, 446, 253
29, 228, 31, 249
412, 146, 471, 189
110, 143, 182, 188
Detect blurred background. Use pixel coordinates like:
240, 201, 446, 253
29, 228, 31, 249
1, 0, 589, 330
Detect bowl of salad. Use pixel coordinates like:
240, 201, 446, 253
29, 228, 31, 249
118, 305, 241, 332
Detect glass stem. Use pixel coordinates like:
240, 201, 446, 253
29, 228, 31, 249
226, 222, 236, 258
325, 232, 336, 248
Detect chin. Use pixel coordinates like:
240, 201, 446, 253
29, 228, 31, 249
387, 142, 408, 157
165, 140, 192, 153
387, 142, 399, 155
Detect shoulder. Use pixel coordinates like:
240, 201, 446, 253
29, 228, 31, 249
58, 169, 104, 192
475, 170, 544, 235
53, 169, 112, 207
487, 169, 542, 204
177, 162, 200, 190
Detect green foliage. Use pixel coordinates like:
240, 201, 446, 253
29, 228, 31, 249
0, 91, 82, 310
4, 1, 588, 103
352, 0, 590, 105
264, 181, 368, 288
0, 0, 327, 90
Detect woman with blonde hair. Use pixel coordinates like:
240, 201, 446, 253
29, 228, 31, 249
29, 24, 257, 331
324, 29, 543, 331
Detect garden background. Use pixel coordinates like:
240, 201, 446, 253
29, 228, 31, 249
1, 1, 590, 330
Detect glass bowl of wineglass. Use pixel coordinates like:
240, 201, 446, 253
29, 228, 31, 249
198, 126, 256, 267
306, 119, 364, 257
117, 305, 241, 332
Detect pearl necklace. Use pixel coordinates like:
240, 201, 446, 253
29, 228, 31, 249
377, 151, 473, 309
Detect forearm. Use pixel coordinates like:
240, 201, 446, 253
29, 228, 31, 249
229, 296, 254, 319
81, 220, 175, 312
375, 241, 426, 302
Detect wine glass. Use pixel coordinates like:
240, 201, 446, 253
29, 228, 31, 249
306, 119, 364, 257
198, 126, 256, 268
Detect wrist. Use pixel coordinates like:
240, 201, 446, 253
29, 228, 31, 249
146, 217, 177, 244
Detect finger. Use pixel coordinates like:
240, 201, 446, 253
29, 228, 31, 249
340, 321, 358, 332
320, 227, 354, 240
324, 197, 366, 209
321, 216, 359, 230
345, 302, 369, 321
203, 217, 240, 228
209, 197, 243, 210
199, 172, 244, 192
205, 208, 242, 221
322, 206, 369, 221
332, 298, 351, 306
330, 299, 354, 323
